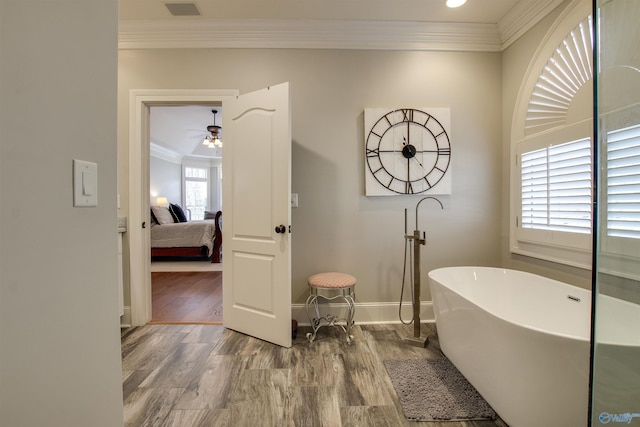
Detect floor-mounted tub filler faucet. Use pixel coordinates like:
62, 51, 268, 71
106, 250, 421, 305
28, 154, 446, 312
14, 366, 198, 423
402, 196, 443, 347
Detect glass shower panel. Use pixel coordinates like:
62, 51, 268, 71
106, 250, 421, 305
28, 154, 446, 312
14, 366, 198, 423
591, 0, 640, 425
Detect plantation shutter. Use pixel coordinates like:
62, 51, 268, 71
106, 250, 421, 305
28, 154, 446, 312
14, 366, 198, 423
606, 124, 640, 239
521, 138, 592, 234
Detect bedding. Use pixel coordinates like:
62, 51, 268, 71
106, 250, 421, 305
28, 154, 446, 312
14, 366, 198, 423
169, 203, 188, 222
151, 205, 175, 225
150, 206, 222, 263
151, 220, 216, 254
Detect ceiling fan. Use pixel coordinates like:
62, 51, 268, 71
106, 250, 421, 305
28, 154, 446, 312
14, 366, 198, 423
202, 109, 222, 148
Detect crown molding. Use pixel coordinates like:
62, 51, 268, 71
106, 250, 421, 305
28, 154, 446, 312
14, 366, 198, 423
498, 0, 566, 49
119, 19, 503, 52
118, 0, 568, 52
150, 142, 183, 164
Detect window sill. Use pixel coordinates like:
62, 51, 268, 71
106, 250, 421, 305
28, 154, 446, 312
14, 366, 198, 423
510, 239, 592, 271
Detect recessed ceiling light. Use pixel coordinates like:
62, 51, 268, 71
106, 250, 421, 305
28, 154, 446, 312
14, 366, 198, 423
446, 0, 467, 8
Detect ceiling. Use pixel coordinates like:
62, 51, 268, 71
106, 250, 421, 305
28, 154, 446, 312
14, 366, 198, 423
120, 0, 522, 24
150, 105, 223, 160
119, 0, 563, 51
134, 0, 563, 160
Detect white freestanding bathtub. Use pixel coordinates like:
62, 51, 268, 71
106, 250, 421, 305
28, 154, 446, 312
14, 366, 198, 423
428, 266, 591, 427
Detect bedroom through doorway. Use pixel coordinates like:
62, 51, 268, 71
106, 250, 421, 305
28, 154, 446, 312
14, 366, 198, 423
148, 104, 224, 324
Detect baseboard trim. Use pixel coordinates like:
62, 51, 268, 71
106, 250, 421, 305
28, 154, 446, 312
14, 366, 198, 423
120, 306, 132, 328
122, 302, 434, 328
292, 301, 435, 326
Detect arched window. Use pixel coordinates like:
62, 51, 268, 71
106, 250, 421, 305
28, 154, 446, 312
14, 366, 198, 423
510, 2, 593, 268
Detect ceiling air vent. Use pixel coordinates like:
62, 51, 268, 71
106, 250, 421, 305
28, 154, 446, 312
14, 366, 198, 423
165, 2, 201, 16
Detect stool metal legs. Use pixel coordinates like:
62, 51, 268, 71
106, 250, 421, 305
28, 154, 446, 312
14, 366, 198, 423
305, 286, 355, 344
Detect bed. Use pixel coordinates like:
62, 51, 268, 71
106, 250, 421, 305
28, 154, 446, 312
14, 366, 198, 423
150, 205, 222, 263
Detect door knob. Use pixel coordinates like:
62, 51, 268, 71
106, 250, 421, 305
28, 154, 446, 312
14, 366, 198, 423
275, 224, 286, 234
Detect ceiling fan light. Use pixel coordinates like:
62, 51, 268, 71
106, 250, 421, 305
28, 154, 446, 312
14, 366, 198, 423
203, 109, 223, 149
446, 0, 467, 8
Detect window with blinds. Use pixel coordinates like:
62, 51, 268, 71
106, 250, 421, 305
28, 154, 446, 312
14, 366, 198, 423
606, 124, 640, 239
184, 166, 209, 220
521, 137, 592, 234
510, 13, 594, 268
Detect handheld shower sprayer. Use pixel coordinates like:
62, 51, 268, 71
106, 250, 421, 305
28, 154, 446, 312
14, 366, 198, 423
400, 196, 443, 347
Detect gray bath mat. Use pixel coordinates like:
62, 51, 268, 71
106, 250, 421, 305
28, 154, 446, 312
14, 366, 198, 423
383, 357, 497, 422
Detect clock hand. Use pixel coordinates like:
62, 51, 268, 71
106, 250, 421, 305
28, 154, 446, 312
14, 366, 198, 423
403, 131, 411, 183
404, 136, 425, 169
412, 156, 425, 169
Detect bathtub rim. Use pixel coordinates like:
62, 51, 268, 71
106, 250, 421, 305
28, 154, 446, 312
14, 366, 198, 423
428, 265, 592, 343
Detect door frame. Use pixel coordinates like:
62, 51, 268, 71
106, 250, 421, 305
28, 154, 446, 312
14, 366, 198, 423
128, 89, 238, 326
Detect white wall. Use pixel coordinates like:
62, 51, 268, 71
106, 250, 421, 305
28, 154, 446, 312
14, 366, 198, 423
118, 48, 503, 305
0, 1, 124, 426
150, 156, 182, 205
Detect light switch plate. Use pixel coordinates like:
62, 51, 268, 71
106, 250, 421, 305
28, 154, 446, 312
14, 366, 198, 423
73, 159, 98, 207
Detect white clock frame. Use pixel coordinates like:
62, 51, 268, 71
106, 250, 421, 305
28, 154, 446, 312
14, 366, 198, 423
364, 107, 452, 196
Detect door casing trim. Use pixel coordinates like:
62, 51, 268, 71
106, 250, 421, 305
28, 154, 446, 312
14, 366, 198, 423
128, 89, 239, 326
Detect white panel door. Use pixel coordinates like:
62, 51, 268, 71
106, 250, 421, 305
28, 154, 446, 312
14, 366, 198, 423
222, 82, 292, 348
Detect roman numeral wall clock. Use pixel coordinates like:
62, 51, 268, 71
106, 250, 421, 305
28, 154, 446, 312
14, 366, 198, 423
364, 108, 452, 196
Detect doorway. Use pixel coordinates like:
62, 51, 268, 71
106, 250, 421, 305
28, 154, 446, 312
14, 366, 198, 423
128, 89, 238, 327
128, 84, 293, 347
148, 104, 223, 323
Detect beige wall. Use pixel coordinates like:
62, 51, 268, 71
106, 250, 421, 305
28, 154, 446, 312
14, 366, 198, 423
0, 0, 124, 425
501, 0, 592, 289
118, 48, 503, 305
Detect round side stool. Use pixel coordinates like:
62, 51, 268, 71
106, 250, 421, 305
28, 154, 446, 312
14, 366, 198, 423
305, 272, 356, 344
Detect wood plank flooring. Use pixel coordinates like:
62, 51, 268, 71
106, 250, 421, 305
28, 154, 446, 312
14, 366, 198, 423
151, 272, 223, 324
121, 323, 508, 427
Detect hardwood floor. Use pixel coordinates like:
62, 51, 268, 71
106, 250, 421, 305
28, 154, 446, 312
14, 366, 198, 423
121, 323, 508, 427
151, 272, 223, 324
